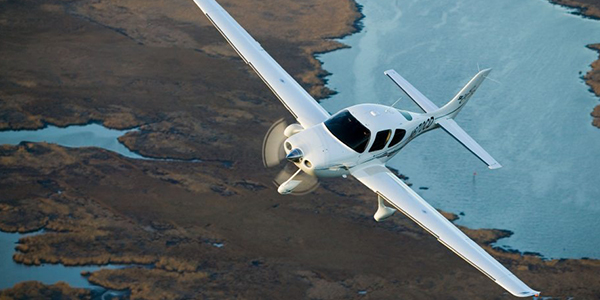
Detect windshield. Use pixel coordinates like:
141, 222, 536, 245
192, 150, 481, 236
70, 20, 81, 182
324, 110, 371, 153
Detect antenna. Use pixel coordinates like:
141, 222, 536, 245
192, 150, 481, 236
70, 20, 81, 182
477, 63, 502, 85
485, 76, 502, 85
485, 76, 502, 84
384, 97, 402, 113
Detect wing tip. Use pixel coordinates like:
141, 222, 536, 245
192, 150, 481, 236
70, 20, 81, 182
512, 290, 540, 298
488, 163, 502, 170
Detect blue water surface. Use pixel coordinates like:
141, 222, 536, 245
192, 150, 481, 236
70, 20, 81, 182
0, 231, 120, 289
0, 124, 143, 159
319, 0, 600, 259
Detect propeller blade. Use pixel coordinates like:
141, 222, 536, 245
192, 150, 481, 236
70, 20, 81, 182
273, 164, 319, 196
262, 118, 288, 168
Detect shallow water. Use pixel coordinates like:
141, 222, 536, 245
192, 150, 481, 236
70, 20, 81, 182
0, 124, 144, 159
0, 231, 120, 289
0, 124, 204, 162
319, 0, 600, 259
0, 124, 180, 290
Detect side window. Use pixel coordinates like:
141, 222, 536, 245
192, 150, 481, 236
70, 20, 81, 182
400, 111, 413, 121
369, 130, 391, 152
388, 129, 406, 147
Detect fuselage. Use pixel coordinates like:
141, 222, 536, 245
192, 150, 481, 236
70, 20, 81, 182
284, 103, 438, 177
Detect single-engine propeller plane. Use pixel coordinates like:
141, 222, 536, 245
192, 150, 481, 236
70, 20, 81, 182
192, 0, 540, 297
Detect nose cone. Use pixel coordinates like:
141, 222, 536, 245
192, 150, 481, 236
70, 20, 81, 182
286, 148, 303, 163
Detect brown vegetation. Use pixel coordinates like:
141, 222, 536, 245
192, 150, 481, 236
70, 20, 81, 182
549, 0, 600, 127
2, 142, 600, 299
1, 0, 600, 299
0, 281, 90, 300
550, 0, 600, 19
586, 44, 600, 127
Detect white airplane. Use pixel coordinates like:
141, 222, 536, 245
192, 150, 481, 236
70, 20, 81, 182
192, 0, 540, 297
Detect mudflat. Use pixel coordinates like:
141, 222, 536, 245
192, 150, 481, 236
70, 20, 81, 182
1, 0, 600, 299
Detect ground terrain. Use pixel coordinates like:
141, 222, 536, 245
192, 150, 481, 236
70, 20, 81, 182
1, 0, 600, 299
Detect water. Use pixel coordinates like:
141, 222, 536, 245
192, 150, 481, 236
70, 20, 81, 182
0, 124, 144, 159
0, 124, 176, 290
319, 0, 600, 259
0, 231, 120, 289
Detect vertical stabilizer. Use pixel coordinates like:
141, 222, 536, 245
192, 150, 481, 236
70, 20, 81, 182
436, 68, 491, 119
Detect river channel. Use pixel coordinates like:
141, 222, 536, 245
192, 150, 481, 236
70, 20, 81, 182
0, 230, 121, 290
1, 0, 598, 292
0, 124, 142, 159
0, 124, 144, 291
319, 0, 600, 259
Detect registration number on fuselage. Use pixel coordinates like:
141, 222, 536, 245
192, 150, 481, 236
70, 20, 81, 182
409, 116, 435, 139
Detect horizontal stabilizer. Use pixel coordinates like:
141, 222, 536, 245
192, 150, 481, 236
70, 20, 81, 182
384, 69, 439, 113
437, 118, 501, 169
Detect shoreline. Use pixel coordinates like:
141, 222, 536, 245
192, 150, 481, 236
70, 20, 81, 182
549, 0, 600, 128
2, 0, 600, 298
315, 0, 570, 261
0, 0, 592, 266
585, 44, 600, 127
549, 0, 600, 20
312, 3, 365, 100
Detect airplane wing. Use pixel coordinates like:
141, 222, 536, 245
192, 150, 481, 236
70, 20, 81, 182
192, 0, 330, 128
350, 163, 539, 298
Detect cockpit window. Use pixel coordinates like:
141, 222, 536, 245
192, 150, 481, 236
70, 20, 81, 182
324, 110, 371, 153
388, 129, 406, 147
370, 130, 391, 152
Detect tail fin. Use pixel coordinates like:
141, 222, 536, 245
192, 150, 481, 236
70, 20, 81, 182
436, 68, 491, 119
434, 68, 501, 169
384, 68, 500, 169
